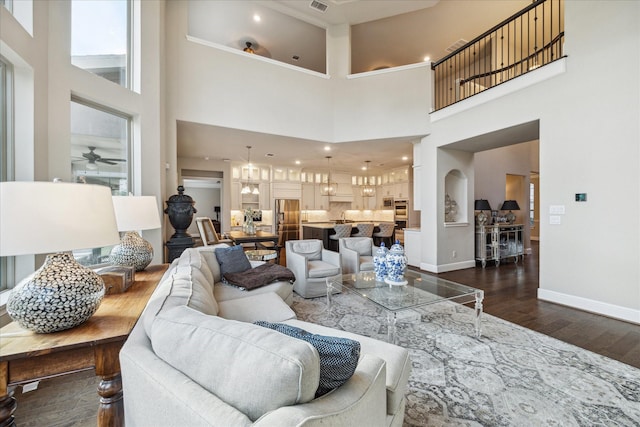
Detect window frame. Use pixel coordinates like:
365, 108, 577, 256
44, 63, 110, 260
1, 55, 16, 293
71, 0, 133, 89
70, 96, 133, 267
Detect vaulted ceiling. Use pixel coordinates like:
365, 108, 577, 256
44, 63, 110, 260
178, 0, 530, 173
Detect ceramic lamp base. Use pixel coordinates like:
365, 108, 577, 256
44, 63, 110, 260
110, 231, 153, 271
6, 252, 105, 333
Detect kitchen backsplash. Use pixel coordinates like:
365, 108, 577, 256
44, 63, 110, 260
302, 207, 394, 223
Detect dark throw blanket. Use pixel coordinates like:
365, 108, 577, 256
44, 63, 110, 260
223, 263, 296, 290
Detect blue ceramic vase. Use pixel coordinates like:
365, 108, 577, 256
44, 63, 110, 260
385, 240, 408, 285
373, 242, 389, 281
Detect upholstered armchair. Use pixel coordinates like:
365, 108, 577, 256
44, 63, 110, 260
339, 237, 376, 275
285, 239, 341, 298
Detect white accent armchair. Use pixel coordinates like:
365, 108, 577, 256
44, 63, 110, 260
339, 237, 376, 275
286, 239, 341, 298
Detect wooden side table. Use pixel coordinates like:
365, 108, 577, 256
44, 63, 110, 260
0, 264, 168, 427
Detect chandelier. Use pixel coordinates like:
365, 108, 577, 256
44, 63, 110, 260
240, 145, 259, 195
320, 156, 337, 196
361, 160, 376, 197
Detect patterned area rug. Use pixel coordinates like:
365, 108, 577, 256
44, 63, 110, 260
291, 293, 640, 427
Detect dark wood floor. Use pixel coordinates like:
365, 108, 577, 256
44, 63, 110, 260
10, 242, 640, 426
433, 241, 640, 369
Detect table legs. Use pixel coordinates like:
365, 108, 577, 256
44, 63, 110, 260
474, 290, 484, 338
0, 390, 16, 427
94, 342, 125, 427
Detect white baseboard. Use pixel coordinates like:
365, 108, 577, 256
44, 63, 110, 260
420, 260, 476, 273
538, 289, 640, 324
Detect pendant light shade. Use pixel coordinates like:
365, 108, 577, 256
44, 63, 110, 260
242, 145, 259, 195
361, 160, 376, 197
320, 156, 337, 196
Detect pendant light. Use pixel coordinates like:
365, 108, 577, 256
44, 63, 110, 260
362, 160, 376, 197
320, 156, 337, 196
241, 145, 259, 195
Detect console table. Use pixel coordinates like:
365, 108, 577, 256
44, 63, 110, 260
0, 264, 168, 427
475, 223, 524, 267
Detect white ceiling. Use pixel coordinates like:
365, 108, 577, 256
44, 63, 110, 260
178, 0, 532, 174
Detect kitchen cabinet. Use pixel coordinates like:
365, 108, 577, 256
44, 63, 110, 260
272, 167, 301, 182
271, 182, 301, 199
302, 183, 316, 209
475, 223, 524, 267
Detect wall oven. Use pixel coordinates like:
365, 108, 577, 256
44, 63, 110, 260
383, 197, 394, 208
394, 200, 408, 219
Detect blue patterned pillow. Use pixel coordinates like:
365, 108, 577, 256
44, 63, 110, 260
214, 245, 252, 279
254, 321, 361, 397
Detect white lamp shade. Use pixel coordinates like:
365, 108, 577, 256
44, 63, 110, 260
0, 181, 121, 256
112, 195, 161, 232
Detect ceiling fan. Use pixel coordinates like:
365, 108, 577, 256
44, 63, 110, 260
75, 146, 126, 170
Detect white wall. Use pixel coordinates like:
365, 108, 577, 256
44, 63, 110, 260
419, 1, 640, 322
1, 1, 166, 267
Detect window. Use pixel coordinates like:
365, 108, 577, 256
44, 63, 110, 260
530, 182, 535, 227
0, 56, 15, 293
1, 0, 13, 13
71, 0, 131, 88
70, 98, 131, 266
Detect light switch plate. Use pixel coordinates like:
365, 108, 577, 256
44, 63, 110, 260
549, 215, 562, 225
549, 205, 565, 214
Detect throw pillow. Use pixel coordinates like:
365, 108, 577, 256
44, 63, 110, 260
214, 245, 252, 279
254, 321, 361, 397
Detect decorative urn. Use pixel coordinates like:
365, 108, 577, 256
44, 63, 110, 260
373, 242, 389, 281
164, 186, 197, 239
384, 240, 408, 286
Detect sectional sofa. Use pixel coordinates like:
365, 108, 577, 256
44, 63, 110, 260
120, 244, 411, 426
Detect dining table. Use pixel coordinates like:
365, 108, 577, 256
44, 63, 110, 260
227, 230, 279, 247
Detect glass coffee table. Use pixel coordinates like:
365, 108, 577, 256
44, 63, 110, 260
326, 270, 484, 343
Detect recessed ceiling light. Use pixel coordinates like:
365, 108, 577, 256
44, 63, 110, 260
253, 14, 261, 22
295, 160, 301, 165
204, 156, 210, 160
324, 146, 331, 151
402, 156, 408, 161
292, 55, 300, 61
423, 56, 431, 62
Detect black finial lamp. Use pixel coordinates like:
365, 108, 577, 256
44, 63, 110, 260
501, 200, 520, 224
474, 199, 492, 225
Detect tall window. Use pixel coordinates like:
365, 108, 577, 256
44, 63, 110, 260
0, 56, 15, 293
71, 98, 131, 266
530, 182, 535, 227
1, 0, 13, 13
71, 0, 131, 88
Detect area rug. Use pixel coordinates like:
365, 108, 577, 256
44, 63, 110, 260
291, 294, 640, 427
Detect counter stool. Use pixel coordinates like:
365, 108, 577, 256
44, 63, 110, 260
351, 223, 374, 239
373, 222, 395, 247
329, 223, 352, 251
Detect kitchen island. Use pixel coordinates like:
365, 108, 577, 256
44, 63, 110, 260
302, 222, 395, 250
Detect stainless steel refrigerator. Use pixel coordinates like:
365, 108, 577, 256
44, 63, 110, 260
275, 199, 300, 245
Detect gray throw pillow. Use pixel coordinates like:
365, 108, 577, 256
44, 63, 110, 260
254, 321, 361, 397
214, 245, 252, 279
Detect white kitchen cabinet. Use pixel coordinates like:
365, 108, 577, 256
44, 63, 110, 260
230, 181, 241, 210
302, 183, 315, 209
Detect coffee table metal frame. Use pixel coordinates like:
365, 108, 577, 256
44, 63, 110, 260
326, 270, 484, 343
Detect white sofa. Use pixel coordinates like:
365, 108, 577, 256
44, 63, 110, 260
120, 244, 411, 427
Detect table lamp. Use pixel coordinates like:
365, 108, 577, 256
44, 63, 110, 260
500, 200, 520, 224
474, 199, 492, 225
110, 195, 161, 271
0, 181, 120, 333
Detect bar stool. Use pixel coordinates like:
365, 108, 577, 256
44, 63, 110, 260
351, 223, 374, 238
373, 222, 395, 247
329, 223, 352, 251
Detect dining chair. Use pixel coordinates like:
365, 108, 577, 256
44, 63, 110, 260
196, 217, 233, 246
351, 223, 374, 239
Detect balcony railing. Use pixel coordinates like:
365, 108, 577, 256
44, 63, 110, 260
431, 0, 565, 111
